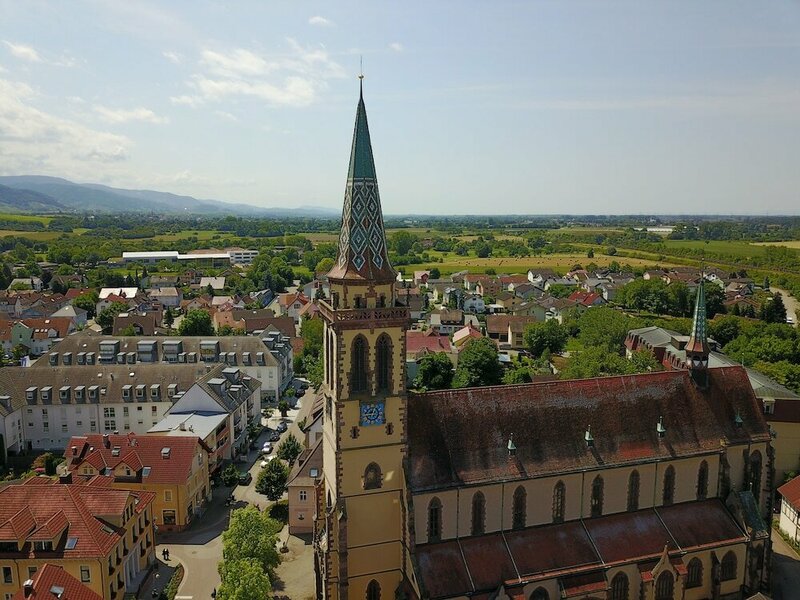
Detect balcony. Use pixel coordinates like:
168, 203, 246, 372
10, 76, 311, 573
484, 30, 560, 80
318, 301, 409, 326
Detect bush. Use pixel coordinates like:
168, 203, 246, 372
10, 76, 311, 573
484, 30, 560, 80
165, 564, 184, 600
268, 500, 289, 525
221, 464, 240, 487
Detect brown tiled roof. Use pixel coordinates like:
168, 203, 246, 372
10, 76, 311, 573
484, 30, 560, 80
0, 478, 153, 559
287, 438, 323, 488
11, 563, 103, 600
778, 475, 800, 513
415, 500, 744, 599
65, 433, 205, 485
407, 367, 769, 492
406, 330, 451, 356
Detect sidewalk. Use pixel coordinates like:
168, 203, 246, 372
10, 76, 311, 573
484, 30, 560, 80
772, 529, 800, 600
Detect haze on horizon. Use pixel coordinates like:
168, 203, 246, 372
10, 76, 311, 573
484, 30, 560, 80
1, 1, 798, 216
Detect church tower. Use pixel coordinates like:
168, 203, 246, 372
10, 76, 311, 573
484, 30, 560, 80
685, 277, 710, 386
316, 81, 410, 600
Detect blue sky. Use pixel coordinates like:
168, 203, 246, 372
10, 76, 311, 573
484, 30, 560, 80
1, 1, 799, 214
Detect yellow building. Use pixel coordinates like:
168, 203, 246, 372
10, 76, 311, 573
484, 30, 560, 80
315, 84, 774, 600
64, 432, 211, 531
0, 477, 155, 600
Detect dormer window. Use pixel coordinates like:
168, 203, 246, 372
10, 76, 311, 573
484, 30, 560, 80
33, 541, 53, 552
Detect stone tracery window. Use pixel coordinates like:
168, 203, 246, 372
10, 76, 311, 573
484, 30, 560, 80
351, 335, 368, 394
471, 491, 485, 536
512, 486, 526, 530
376, 334, 392, 393
552, 481, 565, 524
721, 551, 737, 581
655, 572, 674, 600
363, 462, 382, 490
427, 497, 442, 542
366, 579, 380, 600
663, 465, 675, 506
686, 557, 703, 588
627, 470, 640, 512
529, 588, 548, 600
591, 476, 604, 517
610, 572, 629, 600
696, 460, 709, 500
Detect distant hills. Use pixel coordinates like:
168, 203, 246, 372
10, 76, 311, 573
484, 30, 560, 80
0, 176, 338, 217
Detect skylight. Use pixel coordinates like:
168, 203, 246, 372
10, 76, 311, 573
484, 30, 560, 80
65, 537, 78, 550
142, 467, 152, 477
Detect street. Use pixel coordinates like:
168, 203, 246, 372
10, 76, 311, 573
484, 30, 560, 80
139, 383, 316, 600
771, 529, 800, 600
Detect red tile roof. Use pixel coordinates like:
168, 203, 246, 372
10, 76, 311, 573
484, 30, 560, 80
0, 478, 153, 559
415, 500, 745, 599
11, 564, 103, 600
65, 433, 205, 485
408, 367, 769, 491
406, 330, 451, 356
778, 475, 800, 513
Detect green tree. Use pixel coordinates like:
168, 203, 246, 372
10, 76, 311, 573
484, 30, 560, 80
300, 318, 324, 358
606, 246, 617, 256
164, 306, 175, 330
708, 315, 742, 346
222, 505, 282, 574
178, 309, 214, 335
429, 267, 441, 279
391, 231, 416, 255
760, 293, 788, 324
523, 320, 567, 357
218, 559, 271, 600
547, 284, 573, 299
256, 459, 289, 501
315, 257, 334, 275
304, 355, 323, 389
475, 242, 491, 258
277, 399, 290, 417
586, 248, 594, 259
97, 301, 129, 331
561, 347, 659, 379
276, 433, 303, 464
220, 464, 240, 487
577, 307, 641, 353
73, 291, 99, 319
11, 344, 27, 363
412, 352, 454, 391
452, 337, 503, 388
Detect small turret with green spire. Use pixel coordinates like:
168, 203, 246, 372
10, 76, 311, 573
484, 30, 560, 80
686, 275, 710, 385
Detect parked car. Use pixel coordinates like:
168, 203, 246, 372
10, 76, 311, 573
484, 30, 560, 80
238, 472, 252, 486
277, 421, 288, 433
269, 431, 280, 442
260, 457, 274, 468
261, 442, 273, 454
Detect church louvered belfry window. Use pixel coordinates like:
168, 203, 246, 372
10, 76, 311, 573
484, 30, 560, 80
351, 335, 368, 394
697, 460, 708, 500
366, 579, 380, 600
591, 476, 604, 517
663, 465, 675, 506
610, 572, 629, 600
627, 470, 640, 512
471, 491, 485, 536
376, 334, 391, 392
749, 450, 762, 503
552, 481, 565, 523
512, 486, 526, 530
686, 558, 703, 588
655, 572, 674, 600
427, 497, 442, 542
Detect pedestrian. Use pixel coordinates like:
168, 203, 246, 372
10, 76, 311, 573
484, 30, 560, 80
161, 548, 166, 560
165, 549, 170, 560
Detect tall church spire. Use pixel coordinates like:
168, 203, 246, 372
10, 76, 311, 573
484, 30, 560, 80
686, 276, 710, 384
327, 82, 395, 284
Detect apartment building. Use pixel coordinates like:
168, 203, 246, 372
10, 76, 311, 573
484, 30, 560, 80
0, 364, 204, 454
0, 478, 155, 600
38, 332, 293, 401
65, 433, 211, 532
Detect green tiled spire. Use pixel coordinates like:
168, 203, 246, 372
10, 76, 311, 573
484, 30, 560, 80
347, 81, 376, 181
686, 277, 710, 358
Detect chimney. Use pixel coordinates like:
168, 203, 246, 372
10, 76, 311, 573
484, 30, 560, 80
23, 580, 34, 597
103, 434, 110, 448
161, 447, 171, 459
584, 425, 594, 448
59, 473, 73, 484
179, 421, 186, 431
507, 433, 516, 457
656, 416, 666, 438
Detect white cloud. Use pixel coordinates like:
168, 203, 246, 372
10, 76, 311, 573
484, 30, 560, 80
308, 15, 334, 27
94, 105, 169, 124
0, 77, 131, 177
163, 51, 182, 64
389, 42, 404, 53
214, 110, 238, 122
175, 38, 345, 108
3, 41, 42, 63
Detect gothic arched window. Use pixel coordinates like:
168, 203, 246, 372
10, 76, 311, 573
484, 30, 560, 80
697, 460, 709, 500
749, 450, 762, 503
663, 465, 675, 506
512, 486, 527, 530
552, 481, 565, 524
655, 572, 674, 600
351, 335, 368, 394
428, 497, 442, 542
610, 572, 629, 600
376, 334, 392, 393
627, 470, 640, 512
366, 580, 381, 600
529, 588, 548, 600
363, 462, 382, 490
325, 330, 332, 386
721, 551, 737, 581
471, 491, 485, 536
591, 476, 604, 517
686, 557, 703, 588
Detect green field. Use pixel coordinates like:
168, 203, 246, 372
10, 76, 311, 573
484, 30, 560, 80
0, 229, 63, 241
0, 212, 54, 225
753, 240, 800, 249
152, 230, 226, 242
661, 239, 769, 258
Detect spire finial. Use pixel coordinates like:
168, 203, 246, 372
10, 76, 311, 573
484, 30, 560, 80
358, 55, 364, 94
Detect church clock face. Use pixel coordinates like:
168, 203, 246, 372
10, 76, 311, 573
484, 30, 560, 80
360, 401, 385, 426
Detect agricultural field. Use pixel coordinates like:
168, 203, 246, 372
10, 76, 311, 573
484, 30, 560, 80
752, 240, 800, 249
660, 239, 768, 258
0, 229, 64, 241
0, 212, 54, 225
152, 230, 226, 242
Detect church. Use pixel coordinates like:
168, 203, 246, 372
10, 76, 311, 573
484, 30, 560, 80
314, 83, 773, 600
